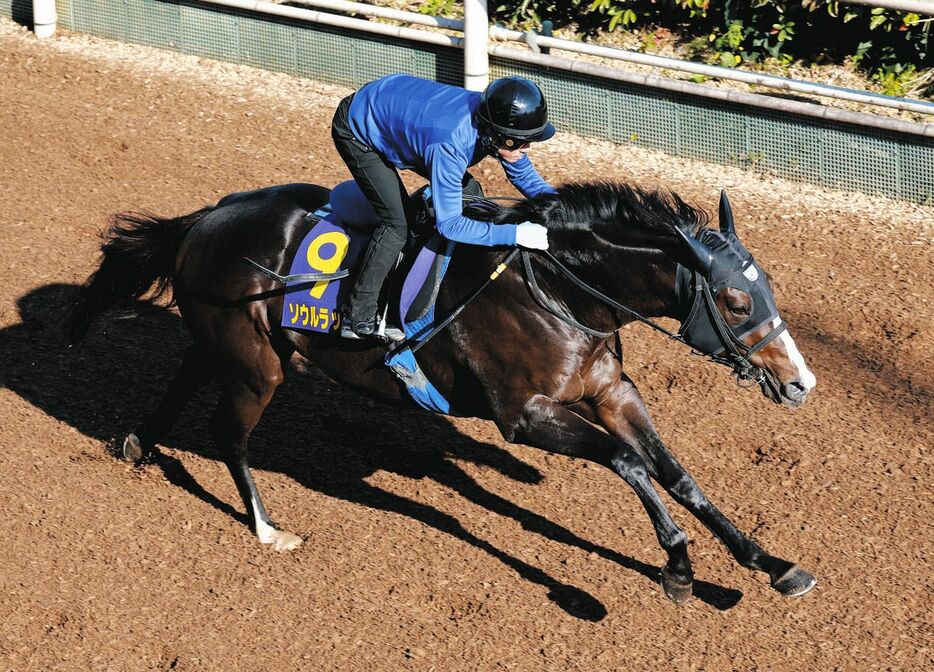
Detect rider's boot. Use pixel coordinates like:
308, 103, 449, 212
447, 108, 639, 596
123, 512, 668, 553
340, 314, 404, 342
341, 238, 405, 343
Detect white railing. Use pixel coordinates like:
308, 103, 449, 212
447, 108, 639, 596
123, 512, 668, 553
210, 0, 464, 47
463, 0, 488, 90
287, 0, 934, 118
286, 0, 463, 28
32, 0, 57, 37
839, 0, 934, 13
70, 0, 926, 137
491, 26, 934, 117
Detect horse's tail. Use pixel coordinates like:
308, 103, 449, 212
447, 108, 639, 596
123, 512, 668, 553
64, 207, 211, 344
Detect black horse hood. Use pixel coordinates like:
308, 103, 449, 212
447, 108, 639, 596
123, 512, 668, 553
678, 227, 781, 354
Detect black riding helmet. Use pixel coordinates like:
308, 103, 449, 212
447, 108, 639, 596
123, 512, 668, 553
475, 76, 555, 149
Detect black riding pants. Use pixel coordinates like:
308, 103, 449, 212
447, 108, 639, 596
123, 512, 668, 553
332, 94, 414, 324
331, 95, 485, 323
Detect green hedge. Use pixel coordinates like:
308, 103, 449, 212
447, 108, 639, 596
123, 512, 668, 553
467, 1, 931, 97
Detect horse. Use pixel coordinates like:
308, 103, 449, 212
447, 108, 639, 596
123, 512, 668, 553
64, 180, 818, 604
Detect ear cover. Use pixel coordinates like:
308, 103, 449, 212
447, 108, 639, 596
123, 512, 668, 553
674, 224, 714, 278
719, 189, 736, 237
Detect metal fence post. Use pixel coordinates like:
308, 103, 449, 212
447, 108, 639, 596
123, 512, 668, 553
32, 0, 57, 38
540, 20, 552, 55
463, 0, 488, 91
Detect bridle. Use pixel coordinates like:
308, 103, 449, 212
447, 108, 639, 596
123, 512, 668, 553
461, 193, 788, 386
519, 248, 788, 390
676, 264, 788, 390
410, 192, 790, 395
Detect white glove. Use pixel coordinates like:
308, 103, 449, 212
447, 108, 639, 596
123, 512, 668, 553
515, 222, 549, 250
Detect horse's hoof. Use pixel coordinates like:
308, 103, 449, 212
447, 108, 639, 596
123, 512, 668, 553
122, 433, 144, 463
660, 567, 693, 605
269, 530, 303, 552
257, 523, 303, 552
772, 565, 817, 597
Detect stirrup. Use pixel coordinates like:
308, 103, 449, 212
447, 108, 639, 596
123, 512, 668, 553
340, 319, 404, 342
375, 304, 405, 341
377, 324, 405, 342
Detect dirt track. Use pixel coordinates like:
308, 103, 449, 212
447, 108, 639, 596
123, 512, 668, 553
1, 18, 932, 672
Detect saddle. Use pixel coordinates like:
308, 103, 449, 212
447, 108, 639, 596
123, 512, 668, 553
278, 179, 501, 413
280, 180, 451, 337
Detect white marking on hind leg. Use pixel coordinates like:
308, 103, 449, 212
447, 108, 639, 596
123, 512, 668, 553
773, 317, 816, 391
251, 497, 303, 552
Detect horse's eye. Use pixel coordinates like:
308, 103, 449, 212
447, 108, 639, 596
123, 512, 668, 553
730, 306, 750, 317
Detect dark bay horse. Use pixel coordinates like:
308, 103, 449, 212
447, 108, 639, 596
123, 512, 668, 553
65, 181, 817, 603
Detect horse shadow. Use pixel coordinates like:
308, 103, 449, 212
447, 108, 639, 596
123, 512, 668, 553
1, 283, 743, 615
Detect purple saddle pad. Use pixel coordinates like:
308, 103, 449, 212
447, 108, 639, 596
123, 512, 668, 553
282, 179, 450, 335
281, 202, 371, 334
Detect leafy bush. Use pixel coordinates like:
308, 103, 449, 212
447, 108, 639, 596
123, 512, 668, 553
476, 0, 931, 97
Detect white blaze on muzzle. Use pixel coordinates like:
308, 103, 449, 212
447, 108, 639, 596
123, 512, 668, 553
772, 316, 817, 391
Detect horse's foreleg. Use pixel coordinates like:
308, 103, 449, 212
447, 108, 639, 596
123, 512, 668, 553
594, 374, 816, 598
209, 348, 302, 552
123, 345, 214, 462
503, 394, 694, 603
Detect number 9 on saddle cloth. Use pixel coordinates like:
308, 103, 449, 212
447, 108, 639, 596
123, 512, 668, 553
278, 176, 484, 338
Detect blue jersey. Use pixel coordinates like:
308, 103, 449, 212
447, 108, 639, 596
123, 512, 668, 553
347, 74, 556, 247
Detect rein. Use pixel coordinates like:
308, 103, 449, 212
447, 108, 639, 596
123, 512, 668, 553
465, 195, 690, 347
520, 249, 787, 386
521, 249, 682, 342
401, 193, 786, 387
405, 248, 520, 355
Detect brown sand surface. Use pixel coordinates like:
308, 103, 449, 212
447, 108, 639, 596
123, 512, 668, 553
1, 19, 932, 672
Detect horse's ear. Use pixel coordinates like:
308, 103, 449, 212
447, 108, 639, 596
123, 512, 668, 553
719, 189, 736, 236
674, 224, 713, 277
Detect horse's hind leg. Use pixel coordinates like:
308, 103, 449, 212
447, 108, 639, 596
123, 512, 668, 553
123, 345, 214, 462
209, 342, 302, 552
595, 374, 816, 598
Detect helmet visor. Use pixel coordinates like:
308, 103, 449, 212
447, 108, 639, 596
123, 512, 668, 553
491, 122, 555, 148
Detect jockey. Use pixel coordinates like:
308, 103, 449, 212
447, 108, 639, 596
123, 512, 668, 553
331, 73, 557, 341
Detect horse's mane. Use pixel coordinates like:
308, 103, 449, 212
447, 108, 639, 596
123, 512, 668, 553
470, 181, 709, 240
